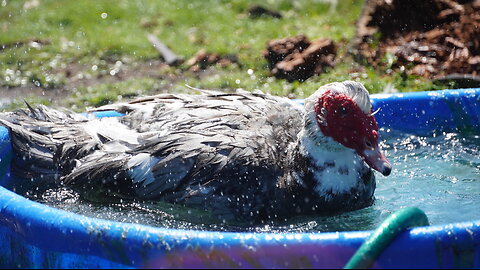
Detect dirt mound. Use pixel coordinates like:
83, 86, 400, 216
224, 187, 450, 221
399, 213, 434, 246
186, 49, 240, 72
264, 35, 337, 82
353, 0, 480, 79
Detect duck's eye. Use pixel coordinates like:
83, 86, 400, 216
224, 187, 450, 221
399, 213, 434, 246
340, 106, 348, 115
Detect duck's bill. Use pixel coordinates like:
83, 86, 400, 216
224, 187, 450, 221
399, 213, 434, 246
359, 146, 392, 176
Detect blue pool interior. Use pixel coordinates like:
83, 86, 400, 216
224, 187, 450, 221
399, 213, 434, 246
0, 88, 479, 268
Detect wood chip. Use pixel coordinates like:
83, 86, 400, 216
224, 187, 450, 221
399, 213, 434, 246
352, 0, 479, 78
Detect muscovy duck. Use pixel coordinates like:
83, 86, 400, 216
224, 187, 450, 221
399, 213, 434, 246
0, 81, 391, 222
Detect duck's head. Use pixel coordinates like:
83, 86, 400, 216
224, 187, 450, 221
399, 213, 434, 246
304, 81, 392, 176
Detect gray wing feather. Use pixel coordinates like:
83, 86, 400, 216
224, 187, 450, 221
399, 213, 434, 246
104, 94, 301, 219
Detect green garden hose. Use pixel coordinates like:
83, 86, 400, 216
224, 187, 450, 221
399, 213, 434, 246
344, 207, 429, 269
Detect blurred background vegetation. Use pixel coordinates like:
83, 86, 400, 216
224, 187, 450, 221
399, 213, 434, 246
0, 0, 449, 111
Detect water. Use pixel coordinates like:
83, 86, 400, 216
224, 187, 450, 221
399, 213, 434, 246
26, 129, 480, 233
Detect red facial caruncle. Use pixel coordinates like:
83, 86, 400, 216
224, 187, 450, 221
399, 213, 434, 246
314, 90, 392, 176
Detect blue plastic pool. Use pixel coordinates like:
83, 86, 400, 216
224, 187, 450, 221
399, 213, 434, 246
0, 88, 479, 268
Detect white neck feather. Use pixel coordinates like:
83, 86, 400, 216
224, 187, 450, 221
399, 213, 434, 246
298, 112, 365, 198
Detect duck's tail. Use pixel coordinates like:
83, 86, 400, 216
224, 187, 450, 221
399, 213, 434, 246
0, 105, 97, 193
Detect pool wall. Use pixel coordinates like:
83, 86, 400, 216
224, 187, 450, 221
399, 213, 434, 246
0, 88, 479, 268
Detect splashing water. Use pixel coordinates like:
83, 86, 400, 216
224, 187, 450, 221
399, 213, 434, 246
27, 130, 480, 233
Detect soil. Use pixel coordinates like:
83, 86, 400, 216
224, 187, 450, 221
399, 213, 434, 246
0, 44, 241, 110
185, 49, 241, 72
264, 35, 337, 82
0, 60, 173, 109
353, 0, 480, 80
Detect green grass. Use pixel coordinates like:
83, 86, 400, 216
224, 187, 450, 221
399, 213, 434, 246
0, 0, 446, 111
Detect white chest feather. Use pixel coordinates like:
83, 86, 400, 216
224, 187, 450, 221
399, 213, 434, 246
297, 124, 364, 199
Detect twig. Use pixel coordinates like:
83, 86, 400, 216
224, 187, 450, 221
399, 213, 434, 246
147, 34, 183, 66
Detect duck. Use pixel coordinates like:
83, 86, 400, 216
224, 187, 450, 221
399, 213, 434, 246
0, 81, 391, 223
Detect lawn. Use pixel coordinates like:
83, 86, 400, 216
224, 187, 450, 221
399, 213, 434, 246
0, 0, 444, 111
